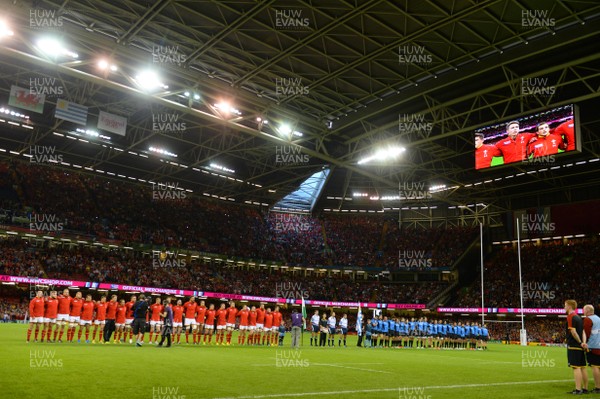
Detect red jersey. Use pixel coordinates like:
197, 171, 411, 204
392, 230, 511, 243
183, 301, 197, 319
238, 309, 250, 326
495, 133, 536, 164
150, 303, 164, 321
272, 311, 282, 327
196, 305, 206, 323
527, 134, 565, 157
95, 302, 108, 321
226, 307, 238, 324
249, 310, 257, 326
70, 298, 84, 317
264, 312, 274, 329
216, 309, 227, 326
256, 308, 266, 324
205, 309, 216, 325
116, 305, 126, 324
172, 305, 184, 323
57, 295, 72, 314
125, 301, 135, 319
29, 297, 45, 318
81, 301, 95, 321
106, 300, 118, 319
44, 297, 59, 319
475, 144, 501, 170
554, 119, 575, 151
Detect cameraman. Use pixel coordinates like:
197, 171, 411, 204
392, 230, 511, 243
132, 294, 149, 347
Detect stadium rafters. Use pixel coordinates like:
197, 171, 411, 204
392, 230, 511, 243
0, 0, 598, 217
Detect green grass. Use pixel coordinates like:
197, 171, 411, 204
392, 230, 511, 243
0, 324, 581, 399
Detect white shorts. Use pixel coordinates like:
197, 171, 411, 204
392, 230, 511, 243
204, 324, 214, 330
239, 325, 248, 330
271, 327, 279, 332
173, 322, 182, 328
94, 320, 106, 325
44, 318, 56, 323
150, 320, 162, 327
80, 319, 92, 326
256, 323, 264, 330
217, 325, 226, 330
249, 325, 256, 331
186, 319, 197, 326
30, 316, 44, 323
57, 314, 69, 322
226, 323, 235, 328
115, 323, 124, 328
125, 318, 133, 325
69, 316, 80, 323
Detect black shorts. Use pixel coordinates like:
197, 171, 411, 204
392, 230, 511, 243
587, 351, 600, 367
568, 348, 586, 368
312, 325, 319, 333
132, 318, 146, 335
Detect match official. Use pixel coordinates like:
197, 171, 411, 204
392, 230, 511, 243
132, 294, 149, 347
565, 299, 587, 395
582, 304, 600, 393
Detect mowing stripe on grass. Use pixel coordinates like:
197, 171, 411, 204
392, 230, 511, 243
209, 379, 573, 399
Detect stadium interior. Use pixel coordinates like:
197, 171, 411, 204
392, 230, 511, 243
1, 1, 600, 397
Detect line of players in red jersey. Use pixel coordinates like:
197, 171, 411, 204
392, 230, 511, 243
166, 296, 284, 346
27, 289, 111, 343
27, 290, 285, 346
475, 118, 575, 169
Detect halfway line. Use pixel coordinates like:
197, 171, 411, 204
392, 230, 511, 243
209, 379, 572, 399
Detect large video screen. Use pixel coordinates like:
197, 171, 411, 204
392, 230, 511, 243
474, 104, 580, 170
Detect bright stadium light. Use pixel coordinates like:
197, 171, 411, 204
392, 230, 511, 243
135, 70, 168, 91
98, 59, 117, 72
148, 146, 177, 157
36, 38, 78, 59
0, 20, 14, 38
214, 102, 241, 116
357, 146, 405, 165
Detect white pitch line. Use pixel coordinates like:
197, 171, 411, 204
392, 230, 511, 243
209, 379, 572, 399
311, 362, 393, 374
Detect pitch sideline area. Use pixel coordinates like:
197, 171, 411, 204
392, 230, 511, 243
0, 324, 573, 399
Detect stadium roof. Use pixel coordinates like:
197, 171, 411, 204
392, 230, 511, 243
0, 0, 599, 215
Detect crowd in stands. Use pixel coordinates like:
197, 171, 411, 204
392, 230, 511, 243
486, 318, 564, 343
454, 238, 600, 308
0, 160, 476, 271
0, 237, 446, 304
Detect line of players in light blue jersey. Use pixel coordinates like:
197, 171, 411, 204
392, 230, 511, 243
362, 316, 489, 350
